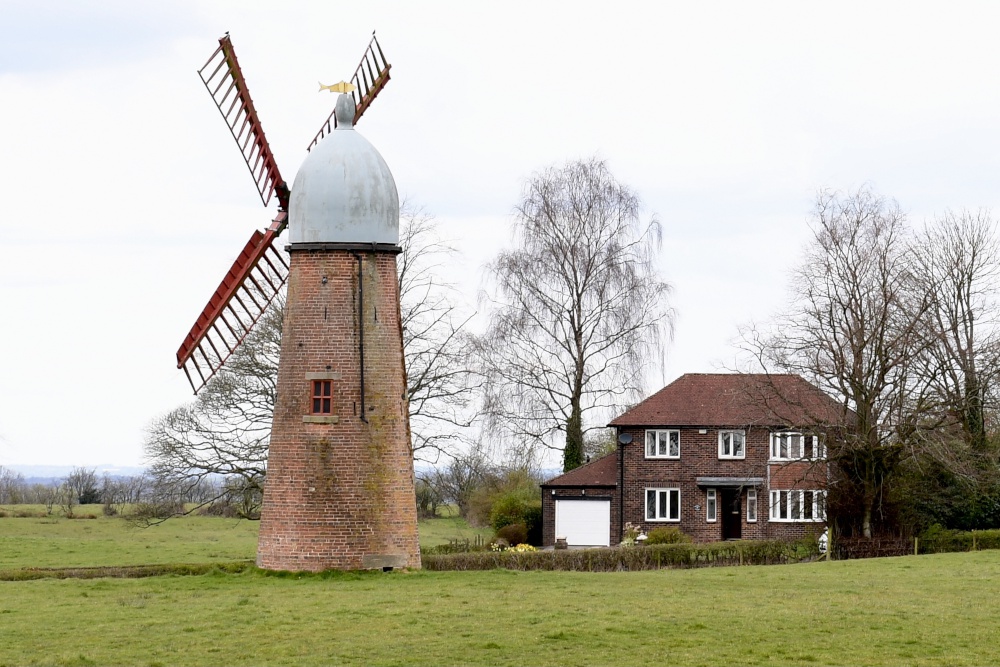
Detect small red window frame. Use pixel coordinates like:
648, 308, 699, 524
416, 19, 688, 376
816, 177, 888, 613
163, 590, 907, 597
311, 380, 333, 414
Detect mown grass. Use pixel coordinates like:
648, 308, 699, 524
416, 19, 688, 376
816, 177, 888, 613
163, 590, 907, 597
0, 511, 258, 569
1, 551, 999, 666
0, 508, 488, 570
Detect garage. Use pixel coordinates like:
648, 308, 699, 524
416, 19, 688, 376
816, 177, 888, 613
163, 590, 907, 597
554, 499, 611, 547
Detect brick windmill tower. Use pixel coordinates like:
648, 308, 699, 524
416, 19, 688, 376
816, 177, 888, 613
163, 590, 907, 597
176, 34, 420, 571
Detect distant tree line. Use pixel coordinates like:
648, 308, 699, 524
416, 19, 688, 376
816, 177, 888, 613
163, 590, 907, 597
0, 464, 256, 519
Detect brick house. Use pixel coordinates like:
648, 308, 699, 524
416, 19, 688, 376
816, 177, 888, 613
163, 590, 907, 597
541, 373, 845, 547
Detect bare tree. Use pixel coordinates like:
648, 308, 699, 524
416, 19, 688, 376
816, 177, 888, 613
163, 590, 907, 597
743, 187, 931, 537
65, 467, 100, 505
397, 205, 478, 462
913, 210, 1000, 454
476, 157, 673, 471
144, 300, 279, 517
0, 465, 25, 504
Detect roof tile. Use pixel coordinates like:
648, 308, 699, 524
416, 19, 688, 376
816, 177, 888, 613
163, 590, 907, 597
608, 373, 846, 427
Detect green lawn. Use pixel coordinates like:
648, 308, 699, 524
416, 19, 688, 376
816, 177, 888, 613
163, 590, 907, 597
0, 508, 489, 570
1, 551, 998, 665
0, 512, 258, 569
3, 512, 998, 666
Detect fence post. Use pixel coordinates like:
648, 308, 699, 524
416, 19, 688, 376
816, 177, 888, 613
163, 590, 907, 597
914, 536, 918, 556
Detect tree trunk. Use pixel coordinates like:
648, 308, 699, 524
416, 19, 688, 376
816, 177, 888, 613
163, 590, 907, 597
563, 401, 584, 472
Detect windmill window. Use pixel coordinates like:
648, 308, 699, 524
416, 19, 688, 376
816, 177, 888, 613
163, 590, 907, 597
311, 380, 333, 414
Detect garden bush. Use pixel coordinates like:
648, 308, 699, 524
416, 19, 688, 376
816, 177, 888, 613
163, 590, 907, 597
644, 526, 692, 545
496, 522, 528, 546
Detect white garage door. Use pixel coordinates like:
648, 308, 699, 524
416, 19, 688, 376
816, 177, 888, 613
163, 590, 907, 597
554, 499, 611, 547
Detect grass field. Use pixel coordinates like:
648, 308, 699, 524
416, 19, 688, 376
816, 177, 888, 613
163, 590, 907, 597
3, 513, 999, 666
0, 507, 492, 570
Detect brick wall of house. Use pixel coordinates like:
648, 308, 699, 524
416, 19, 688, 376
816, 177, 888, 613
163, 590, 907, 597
257, 248, 421, 571
617, 425, 827, 543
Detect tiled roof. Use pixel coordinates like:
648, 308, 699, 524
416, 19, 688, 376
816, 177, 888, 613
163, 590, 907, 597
541, 452, 617, 487
609, 373, 847, 428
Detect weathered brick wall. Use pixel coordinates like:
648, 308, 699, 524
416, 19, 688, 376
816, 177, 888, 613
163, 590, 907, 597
257, 248, 421, 571
617, 425, 827, 543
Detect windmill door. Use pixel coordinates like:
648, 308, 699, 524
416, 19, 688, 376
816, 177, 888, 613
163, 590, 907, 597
721, 489, 742, 540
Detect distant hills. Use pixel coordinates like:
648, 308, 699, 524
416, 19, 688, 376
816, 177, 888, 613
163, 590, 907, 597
3, 464, 147, 482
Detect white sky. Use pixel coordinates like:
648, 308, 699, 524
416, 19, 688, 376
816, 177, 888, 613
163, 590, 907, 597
3, 1, 1000, 467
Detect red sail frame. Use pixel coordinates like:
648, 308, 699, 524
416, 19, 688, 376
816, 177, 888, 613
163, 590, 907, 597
198, 35, 289, 209
176, 214, 288, 393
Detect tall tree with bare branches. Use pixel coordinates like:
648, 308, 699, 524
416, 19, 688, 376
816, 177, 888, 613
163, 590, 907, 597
476, 157, 673, 472
744, 187, 931, 537
914, 210, 1000, 453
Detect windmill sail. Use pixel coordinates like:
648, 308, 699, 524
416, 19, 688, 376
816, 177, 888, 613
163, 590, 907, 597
176, 214, 289, 393
307, 33, 391, 152
199, 35, 289, 209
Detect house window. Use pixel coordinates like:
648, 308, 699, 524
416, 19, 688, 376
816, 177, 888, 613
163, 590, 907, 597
747, 489, 757, 522
645, 429, 680, 459
718, 430, 745, 459
311, 380, 333, 414
645, 487, 680, 522
706, 489, 717, 522
770, 432, 824, 461
769, 490, 826, 522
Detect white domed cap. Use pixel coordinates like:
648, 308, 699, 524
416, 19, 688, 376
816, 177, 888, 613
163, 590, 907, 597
288, 94, 399, 245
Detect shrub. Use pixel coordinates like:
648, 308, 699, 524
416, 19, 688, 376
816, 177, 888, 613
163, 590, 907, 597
918, 525, 1000, 553
424, 539, 815, 572
645, 526, 692, 545
496, 522, 528, 546
523, 503, 543, 546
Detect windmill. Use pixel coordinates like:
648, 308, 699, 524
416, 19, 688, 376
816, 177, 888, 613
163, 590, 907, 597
176, 32, 392, 394
180, 33, 421, 572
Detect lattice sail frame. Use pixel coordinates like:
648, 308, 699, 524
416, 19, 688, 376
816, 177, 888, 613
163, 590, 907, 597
198, 35, 289, 209
176, 33, 391, 394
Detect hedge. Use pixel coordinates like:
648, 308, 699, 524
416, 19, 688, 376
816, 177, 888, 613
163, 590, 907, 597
917, 527, 1000, 554
422, 539, 819, 572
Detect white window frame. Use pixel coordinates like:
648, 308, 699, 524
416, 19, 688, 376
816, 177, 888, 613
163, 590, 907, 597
645, 487, 681, 522
645, 429, 680, 459
747, 489, 757, 523
769, 490, 826, 522
770, 432, 824, 461
706, 488, 717, 523
718, 430, 746, 459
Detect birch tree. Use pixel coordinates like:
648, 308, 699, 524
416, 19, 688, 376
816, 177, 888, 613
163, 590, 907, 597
476, 157, 673, 472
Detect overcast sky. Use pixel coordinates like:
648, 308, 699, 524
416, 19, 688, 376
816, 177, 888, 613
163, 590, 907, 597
3, 1, 1000, 468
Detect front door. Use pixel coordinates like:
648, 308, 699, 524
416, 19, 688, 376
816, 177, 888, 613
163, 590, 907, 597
721, 488, 742, 540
